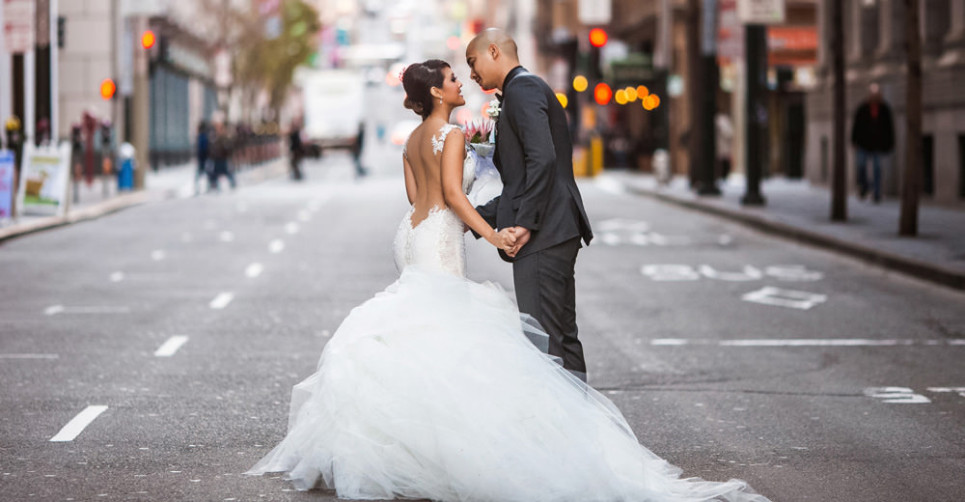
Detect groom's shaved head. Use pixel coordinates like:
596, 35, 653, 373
467, 28, 519, 62
466, 28, 520, 91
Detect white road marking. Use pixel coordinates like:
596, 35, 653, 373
765, 265, 824, 281
44, 305, 129, 315
209, 292, 234, 310
151, 250, 166, 261
218, 231, 235, 243
0, 354, 59, 359
284, 222, 300, 234
154, 336, 189, 357
864, 387, 931, 404
741, 287, 827, 310
641, 265, 701, 281
50, 405, 109, 442
651, 338, 965, 347
297, 210, 311, 222
700, 265, 763, 282
245, 263, 264, 278
109, 272, 124, 282
269, 239, 285, 253
926, 387, 965, 398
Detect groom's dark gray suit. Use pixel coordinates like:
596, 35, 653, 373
475, 66, 593, 379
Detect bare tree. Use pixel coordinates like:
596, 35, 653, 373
830, 0, 847, 221
899, 0, 922, 236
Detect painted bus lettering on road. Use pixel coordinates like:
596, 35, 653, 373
641, 264, 824, 283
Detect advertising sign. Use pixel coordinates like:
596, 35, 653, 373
0, 150, 14, 220
738, 0, 786, 25
17, 143, 71, 217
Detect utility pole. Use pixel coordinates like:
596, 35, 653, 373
741, 23, 766, 206
899, 0, 922, 236
829, 0, 846, 220
686, 0, 702, 188
132, 16, 150, 189
697, 0, 721, 195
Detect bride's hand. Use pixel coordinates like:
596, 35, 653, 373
487, 228, 517, 251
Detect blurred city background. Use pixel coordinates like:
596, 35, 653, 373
1, 1, 963, 221
2, 2, 965, 500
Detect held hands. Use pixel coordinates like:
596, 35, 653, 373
487, 228, 518, 252
506, 227, 531, 258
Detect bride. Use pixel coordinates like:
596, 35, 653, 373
246, 59, 771, 502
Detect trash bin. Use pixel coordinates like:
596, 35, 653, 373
118, 142, 135, 191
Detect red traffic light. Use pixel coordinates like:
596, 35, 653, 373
141, 30, 156, 49
589, 28, 608, 48
594, 83, 612, 105
100, 78, 116, 100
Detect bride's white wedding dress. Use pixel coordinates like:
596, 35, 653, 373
247, 125, 771, 502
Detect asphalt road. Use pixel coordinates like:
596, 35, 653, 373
1, 152, 964, 502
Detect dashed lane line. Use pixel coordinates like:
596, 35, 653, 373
154, 336, 189, 357
50, 405, 109, 442
245, 263, 264, 278
209, 292, 234, 310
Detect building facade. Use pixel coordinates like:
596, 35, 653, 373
807, 0, 965, 205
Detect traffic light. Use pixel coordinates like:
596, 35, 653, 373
100, 79, 116, 100
141, 30, 156, 50
593, 83, 612, 105
589, 28, 608, 48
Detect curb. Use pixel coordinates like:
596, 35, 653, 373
622, 183, 965, 292
0, 158, 289, 245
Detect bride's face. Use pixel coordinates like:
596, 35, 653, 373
435, 67, 466, 108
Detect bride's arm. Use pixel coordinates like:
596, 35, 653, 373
440, 129, 515, 250
403, 153, 416, 205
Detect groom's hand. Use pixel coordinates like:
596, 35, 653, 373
507, 227, 531, 257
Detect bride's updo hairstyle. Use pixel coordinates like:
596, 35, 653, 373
402, 59, 450, 120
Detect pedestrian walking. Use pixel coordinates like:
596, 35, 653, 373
716, 111, 734, 181
208, 120, 236, 192
352, 122, 367, 178
850, 83, 894, 203
195, 120, 210, 195
288, 119, 304, 181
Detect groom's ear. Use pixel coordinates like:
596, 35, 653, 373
488, 43, 500, 61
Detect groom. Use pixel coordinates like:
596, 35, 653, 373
466, 29, 593, 382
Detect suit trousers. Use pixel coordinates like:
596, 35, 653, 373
513, 237, 586, 381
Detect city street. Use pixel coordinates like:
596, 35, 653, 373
2, 150, 964, 501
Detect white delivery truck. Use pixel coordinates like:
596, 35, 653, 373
299, 69, 365, 150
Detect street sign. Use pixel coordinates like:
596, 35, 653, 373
3, 0, 35, 54
578, 0, 612, 25
737, 0, 786, 25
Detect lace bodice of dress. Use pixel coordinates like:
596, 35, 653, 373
394, 124, 475, 277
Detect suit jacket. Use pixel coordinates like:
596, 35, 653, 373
476, 66, 593, 262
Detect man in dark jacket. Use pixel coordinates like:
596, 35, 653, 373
850, 83, 894, 203
208, 120, 236, 191
467, 29, 593, 382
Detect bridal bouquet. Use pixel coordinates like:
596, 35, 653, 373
465, 118, 495, 158
464, 117, 501, 206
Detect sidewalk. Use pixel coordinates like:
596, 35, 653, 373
604, 171, 965, 291
0, 158, 288, 243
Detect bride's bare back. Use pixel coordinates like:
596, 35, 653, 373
403, 119, 462, 229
